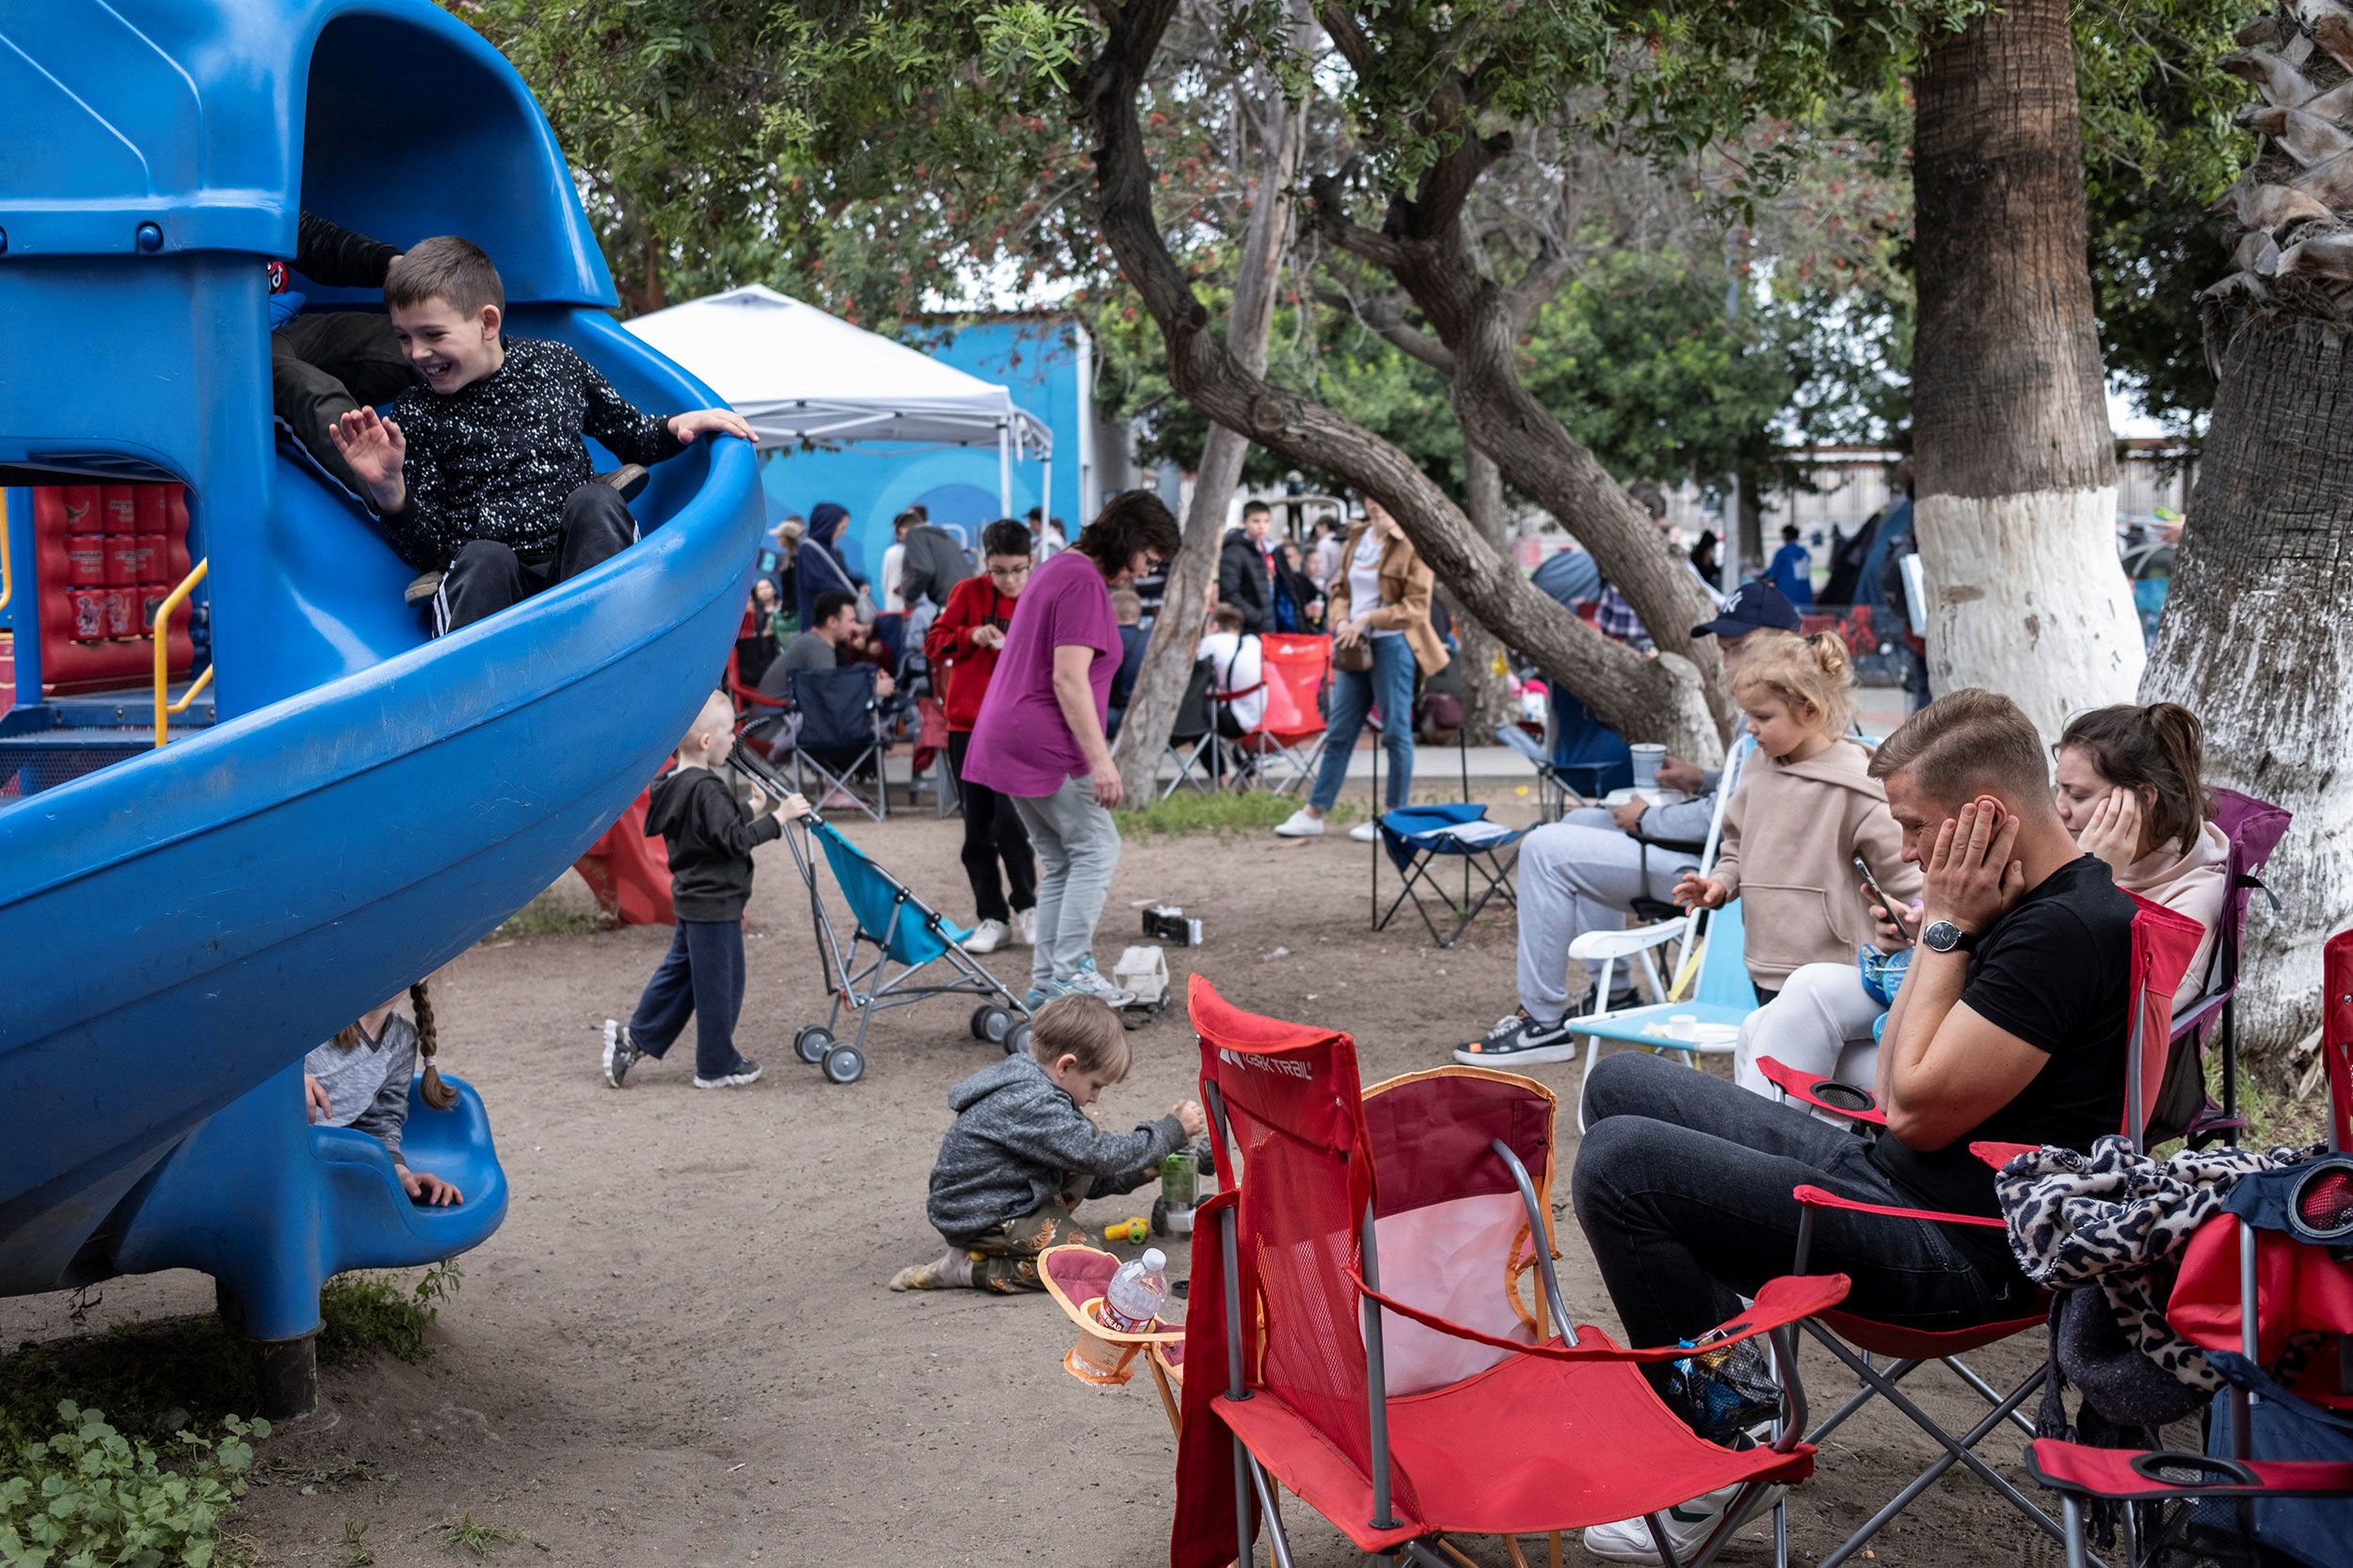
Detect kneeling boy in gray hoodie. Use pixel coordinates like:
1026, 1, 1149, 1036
891, 995, 1205, 1293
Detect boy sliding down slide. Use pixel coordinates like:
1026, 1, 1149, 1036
328, 235, 754, 633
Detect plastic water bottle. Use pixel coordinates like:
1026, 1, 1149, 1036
1098, 1247, 1169, 1334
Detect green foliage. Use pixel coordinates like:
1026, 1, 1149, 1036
1115, 791, 1357, 840
2074, 0, 2266, 443
340, 1518, 376, 1568
488, 885, 608, 940
0, 1401, 265, 1568
318, 1261, 463, 1368
437, 1513, 522, 1560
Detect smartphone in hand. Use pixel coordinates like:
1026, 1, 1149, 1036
1852, 854, 1914, 943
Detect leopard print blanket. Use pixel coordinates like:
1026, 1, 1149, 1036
1996, 1134, 2313, 1393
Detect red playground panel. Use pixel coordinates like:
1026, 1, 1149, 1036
29, 482, 195, 692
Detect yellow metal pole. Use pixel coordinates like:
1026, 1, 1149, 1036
152, 557, 210, 747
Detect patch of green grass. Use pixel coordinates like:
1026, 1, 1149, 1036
1117, 791, 1357, 840
439, 1512, 522, 1560
341, 1516, 377, 1566
319, 1260, 463, 1367
486, 886, 607, 940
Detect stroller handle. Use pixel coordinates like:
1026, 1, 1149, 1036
728, 740, 826, 832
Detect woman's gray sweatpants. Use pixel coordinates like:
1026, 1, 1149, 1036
1009, 776, 1122, 989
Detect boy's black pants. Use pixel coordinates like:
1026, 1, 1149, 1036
271, 312, 415, 497
628, 918, 749, 1080
947, 729, 1036, 923
435, 484, 637, 634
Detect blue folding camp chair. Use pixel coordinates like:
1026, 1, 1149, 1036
788, 664, 889, 823
731, 743, 1027, 1085
1497, 689, 1636, 820
1370, 802, 1529, 949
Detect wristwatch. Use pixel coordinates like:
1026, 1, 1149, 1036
1921, 920, 1978, 954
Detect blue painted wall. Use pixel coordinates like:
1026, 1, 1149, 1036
758, 316, 1088, 582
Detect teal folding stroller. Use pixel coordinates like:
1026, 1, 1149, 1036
732, 743, 1029, 1084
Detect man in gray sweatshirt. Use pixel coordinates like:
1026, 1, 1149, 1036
1456, 583, 1803, 1067
892, 996, 1204, 1293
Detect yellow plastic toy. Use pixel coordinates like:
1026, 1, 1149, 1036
1101, 1217, 1149, 1243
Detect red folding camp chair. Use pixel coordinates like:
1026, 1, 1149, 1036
2161, 789, 2292, 1147
2027, 926, 2353, 1568
1757, 895, 2207, 1567
1223, 632, 1332, 796
1175, 977, 1851, 1568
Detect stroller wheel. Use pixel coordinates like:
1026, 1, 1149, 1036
822, 1044, 866, 1084
970, 1004, 1012, 1044
1002, 1020, 1032, 1058
794, 1025, 835, 1064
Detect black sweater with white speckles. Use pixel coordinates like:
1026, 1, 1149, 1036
381, 337, 684, 569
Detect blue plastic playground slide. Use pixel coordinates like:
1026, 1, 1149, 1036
0, 0, 760, 1390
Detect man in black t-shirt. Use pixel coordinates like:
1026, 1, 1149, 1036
1571, 690, 2135, 1492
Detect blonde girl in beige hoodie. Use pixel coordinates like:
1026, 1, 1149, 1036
1673, 632, 1920, 999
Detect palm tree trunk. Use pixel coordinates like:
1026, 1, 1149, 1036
2141, 4, 2353, 1077
1911, 0, 2142, 736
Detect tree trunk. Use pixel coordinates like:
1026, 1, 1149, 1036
1910, 0, 2142, 738
1106, 0, 1307, 805
1449, 444, 1519, 739
1081, 2, 1723, 760
1111, 424, 1241, 802
2138, 5, 2353, 1078
2142, 316, 2353, 1077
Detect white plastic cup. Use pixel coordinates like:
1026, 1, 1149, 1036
1629, 744, 1666, 790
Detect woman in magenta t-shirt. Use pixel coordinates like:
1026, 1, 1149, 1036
966, 492, 1184, 1006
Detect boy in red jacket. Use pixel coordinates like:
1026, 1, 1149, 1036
923, 519, 1039, 953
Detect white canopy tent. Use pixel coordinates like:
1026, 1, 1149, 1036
623, 283, 1052, 515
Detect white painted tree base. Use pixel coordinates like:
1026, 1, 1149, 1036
1915, 487, 2147, 739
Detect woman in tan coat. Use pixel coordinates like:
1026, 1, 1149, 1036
1274, 498, 1449, 842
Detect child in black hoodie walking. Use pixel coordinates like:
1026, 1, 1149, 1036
603, 692, 807, 1090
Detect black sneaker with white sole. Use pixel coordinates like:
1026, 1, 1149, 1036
1453, 1009, 1579, 1066
693, 1058, 763, 1089
601, 1017, 644, 1087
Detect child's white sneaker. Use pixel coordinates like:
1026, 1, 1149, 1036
965, 918, 1010, 953
1013, 906, 1037, 946
692, 1058, 763, 1089
1064, 962, 1137, 1008
890, 1251, 977, 1290
601, 1018, 643, 1088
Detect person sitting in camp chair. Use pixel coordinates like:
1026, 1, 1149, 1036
891, 996, 1204, 1294
1569, 688, 2137, 1563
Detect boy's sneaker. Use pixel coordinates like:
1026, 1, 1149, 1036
404, 569, 443, 606
889, 1250, 977, 1291
601, 1018, 644, 1088
1273, 808, 1324, 838
693, 1058, 763, 1089
599, 463, 650, 502
1348, 820, 1379, 843
964, 917, 1010, 953
1013, 906, 1037, 946
1453, 1009, 1578, 1067
1582, 1424, 1783, 1564
1063, 961, 1137, 1008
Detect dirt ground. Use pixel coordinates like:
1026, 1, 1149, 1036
2, 774, 2055, 1568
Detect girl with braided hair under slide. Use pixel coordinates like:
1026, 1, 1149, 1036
303, 980, 465, 1207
